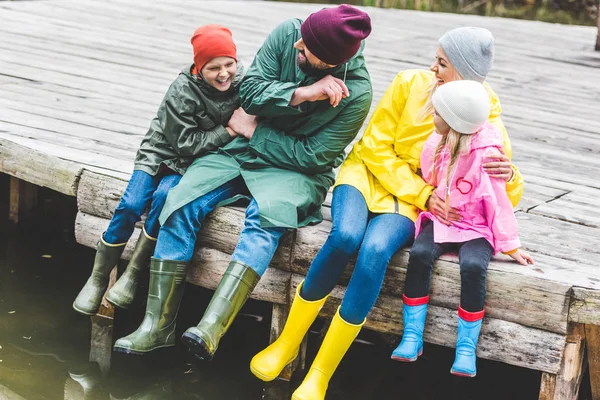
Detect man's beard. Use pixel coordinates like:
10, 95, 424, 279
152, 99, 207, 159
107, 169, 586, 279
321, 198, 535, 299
297, 52, 322, 75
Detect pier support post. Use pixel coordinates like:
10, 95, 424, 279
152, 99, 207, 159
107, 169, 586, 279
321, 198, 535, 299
539, 322, 586, 400
9, 177, 38, 224
586, 324, 600, 400
88, 266, 117, 376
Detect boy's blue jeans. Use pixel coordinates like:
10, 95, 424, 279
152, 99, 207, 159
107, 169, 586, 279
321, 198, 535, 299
103, 170, 181, 244
403, 220, 493, 312
301, 184, 415, 325
153, 176, 287, 276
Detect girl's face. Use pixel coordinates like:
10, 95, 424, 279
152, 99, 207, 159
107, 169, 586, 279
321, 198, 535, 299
430, 46, 460, 86
201, 57, 237, 91
433, 109, 451, 136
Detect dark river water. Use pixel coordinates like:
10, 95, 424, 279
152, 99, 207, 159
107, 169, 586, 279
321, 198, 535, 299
0, 177, 592, 399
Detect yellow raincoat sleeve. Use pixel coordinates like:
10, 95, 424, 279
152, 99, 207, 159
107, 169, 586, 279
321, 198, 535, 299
487, 102, 524, 208
359, 74, 435, 211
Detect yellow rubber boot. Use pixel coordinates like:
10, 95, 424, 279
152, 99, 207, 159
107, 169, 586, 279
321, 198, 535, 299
292, 307, 364, 400
250, 281, 327, 381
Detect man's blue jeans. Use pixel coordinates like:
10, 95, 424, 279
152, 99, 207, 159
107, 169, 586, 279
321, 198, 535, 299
104, 170, 181, 244
153, 176, 287, 276
301, 184, 416, 324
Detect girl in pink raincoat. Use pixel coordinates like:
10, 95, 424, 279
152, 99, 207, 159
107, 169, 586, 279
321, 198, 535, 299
391, 80, 533, 378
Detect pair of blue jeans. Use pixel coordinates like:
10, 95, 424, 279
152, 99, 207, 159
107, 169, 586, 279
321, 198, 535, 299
103, 170, 182, 244
301, 184, 416, 325
403, 220, 493, 312
153, 176, 287, 276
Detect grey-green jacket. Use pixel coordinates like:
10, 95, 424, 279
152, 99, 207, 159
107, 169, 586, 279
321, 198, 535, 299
134, 64, 243, 176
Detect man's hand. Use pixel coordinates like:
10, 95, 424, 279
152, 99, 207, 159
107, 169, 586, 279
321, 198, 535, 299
426, 191, 461, 226
508, 249, 534, 266
484, 153, 514, 182
228, 107, 258, 140
290, 75, 349, 108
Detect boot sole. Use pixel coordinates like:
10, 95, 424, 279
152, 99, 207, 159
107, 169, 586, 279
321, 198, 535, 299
391, 349, 422, 362
105, 294, 131, 310
250, 355, 297, 382
72, 303, 98, 316
113, 344, 174, 356
450, 369, 476, 378
181, 332, 212, 361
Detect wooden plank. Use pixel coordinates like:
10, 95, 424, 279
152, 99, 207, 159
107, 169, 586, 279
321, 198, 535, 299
586, 324, 600, 400
8, 176, 37, 224
551, 323, 586, 400
290, 274, 565, 374
0, 137, 82, 196
529, 190, 600, 228
74, 211, 291, 305
596, 10, 600, 51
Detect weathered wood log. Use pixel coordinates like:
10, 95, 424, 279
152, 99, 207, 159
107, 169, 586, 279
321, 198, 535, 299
77, 170, 574, 335
0, 138, 81, 196
596, 10, 600, 51
289, 275, 565, 374
294, 220, 571, 335
570, 288, 600, 326
74, 212, 291, 305
76, 170, 294, 271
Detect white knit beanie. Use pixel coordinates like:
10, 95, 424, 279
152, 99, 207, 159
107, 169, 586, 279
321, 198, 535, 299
439, 27, 494, 82
432, 80, 490, 134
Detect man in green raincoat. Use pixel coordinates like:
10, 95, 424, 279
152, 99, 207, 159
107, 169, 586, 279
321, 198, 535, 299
113, 4, 373, 360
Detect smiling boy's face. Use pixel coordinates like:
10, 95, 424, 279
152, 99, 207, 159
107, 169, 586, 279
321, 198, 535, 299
201, 56, 237, 91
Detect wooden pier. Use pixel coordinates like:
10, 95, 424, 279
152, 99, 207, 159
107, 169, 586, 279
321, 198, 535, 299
1, 0, 600, 398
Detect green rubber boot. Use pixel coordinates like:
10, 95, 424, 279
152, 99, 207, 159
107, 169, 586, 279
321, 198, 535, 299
106, 228, 157, 309
113, 258, 187, 355
181, 261, 259, 361
73, 236, 127, 316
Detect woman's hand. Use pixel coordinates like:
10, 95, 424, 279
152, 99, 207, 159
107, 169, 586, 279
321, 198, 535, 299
228, 107, 258, 140
426, 191, 461, 226
508, 249, 534, 266
483, 153, 514, 182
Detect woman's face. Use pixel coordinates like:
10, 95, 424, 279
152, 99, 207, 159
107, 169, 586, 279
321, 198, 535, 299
433, 109, 451, 136
201, 57, 237, 91
430, 46, 460, 86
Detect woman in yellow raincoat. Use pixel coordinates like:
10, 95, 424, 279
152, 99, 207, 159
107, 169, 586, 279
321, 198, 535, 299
250, 27, 523, 400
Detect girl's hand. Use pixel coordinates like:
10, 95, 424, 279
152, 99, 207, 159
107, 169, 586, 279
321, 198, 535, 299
509, 249, 534, 266
483, 153, 514, 182
426, 191, 461, 226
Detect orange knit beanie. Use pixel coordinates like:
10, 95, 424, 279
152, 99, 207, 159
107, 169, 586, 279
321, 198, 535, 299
191, 25, 237, 70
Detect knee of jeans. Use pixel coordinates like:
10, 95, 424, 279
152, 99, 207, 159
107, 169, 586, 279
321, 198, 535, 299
460, 258, 487, 278
328, 226, 363, 254
116, 195, 146, 216
408, 243, 435, 267
151, 185, 171, 208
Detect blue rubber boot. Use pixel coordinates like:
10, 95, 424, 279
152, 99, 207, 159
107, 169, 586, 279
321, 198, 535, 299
391, 295, 429, 362
450, 307, 484, 377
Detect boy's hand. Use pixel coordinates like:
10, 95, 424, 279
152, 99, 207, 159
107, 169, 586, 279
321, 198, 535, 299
290, 75, 349, 108
508, 249, 534, 266
229, 107, 258, 140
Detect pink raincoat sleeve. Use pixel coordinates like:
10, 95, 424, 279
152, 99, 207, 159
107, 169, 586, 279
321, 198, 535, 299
482, 173, 521, 253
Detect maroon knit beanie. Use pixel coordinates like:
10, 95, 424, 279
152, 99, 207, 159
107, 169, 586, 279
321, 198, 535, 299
300, 4, 372, 66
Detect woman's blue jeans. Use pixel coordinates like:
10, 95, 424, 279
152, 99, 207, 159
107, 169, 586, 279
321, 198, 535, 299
403, 220, 493, 312
103, 170, 181, 244
301, 184, 415, 325
153, 176, 287, 276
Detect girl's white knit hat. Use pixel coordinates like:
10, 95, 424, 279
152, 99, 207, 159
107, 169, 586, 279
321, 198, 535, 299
432, 80, 490, 134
